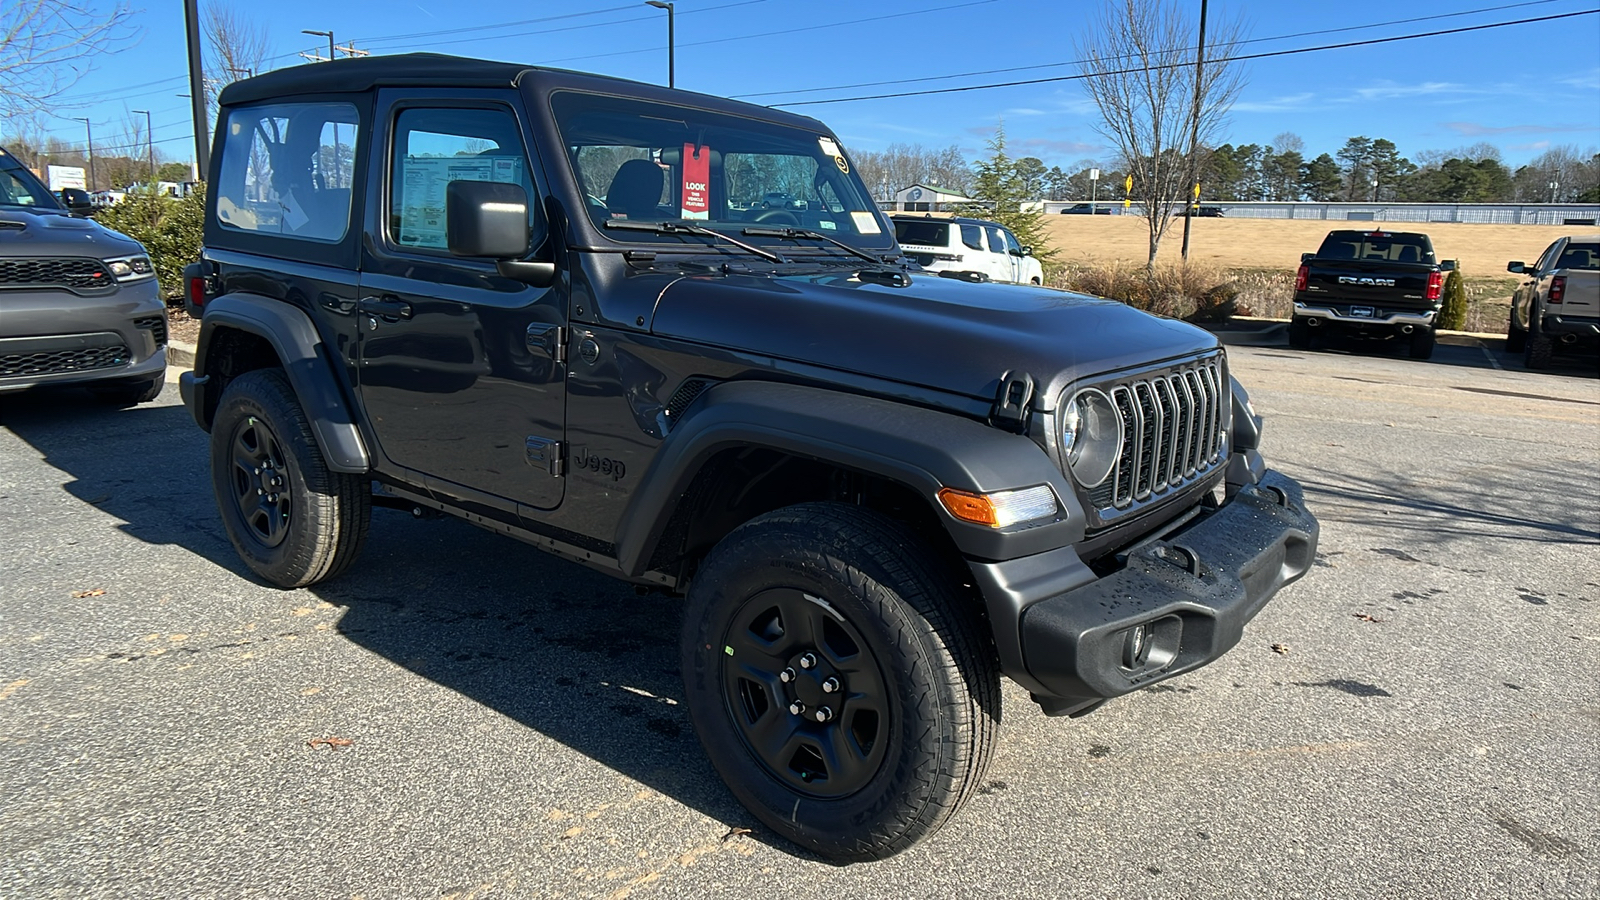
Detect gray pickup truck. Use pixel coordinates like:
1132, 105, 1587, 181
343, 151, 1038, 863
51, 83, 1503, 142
1506, 235, 1599, 369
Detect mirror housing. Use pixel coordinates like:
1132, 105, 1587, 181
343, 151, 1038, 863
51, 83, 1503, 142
1300, 252, 1314, 264
1506, 261, 1524, 274
1440, 259, 1455, 272
446, 180, 553, 287
59, 188, 94, 216
1018, 246, 1032, 257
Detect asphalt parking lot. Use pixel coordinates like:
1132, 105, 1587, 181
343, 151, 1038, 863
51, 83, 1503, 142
2, 336, 1596, 899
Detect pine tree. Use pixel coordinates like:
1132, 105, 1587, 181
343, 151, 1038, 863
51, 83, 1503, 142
962, 125, 1060, 278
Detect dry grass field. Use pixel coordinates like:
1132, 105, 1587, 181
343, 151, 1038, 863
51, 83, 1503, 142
1038, 215, 1577, 274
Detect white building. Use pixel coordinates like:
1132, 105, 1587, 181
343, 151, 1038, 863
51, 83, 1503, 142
893, 183, 976, 212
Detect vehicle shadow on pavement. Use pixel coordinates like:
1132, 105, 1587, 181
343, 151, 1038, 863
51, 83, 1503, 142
1, 389, 799, 856
1281, 333, 1598, 377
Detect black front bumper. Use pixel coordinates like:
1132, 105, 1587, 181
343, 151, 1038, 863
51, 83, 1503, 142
1015, 470, 1317, 714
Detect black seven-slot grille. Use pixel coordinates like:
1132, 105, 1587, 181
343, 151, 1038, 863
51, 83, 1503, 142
0, 257, 114, 290
1087, 355, 1227, 511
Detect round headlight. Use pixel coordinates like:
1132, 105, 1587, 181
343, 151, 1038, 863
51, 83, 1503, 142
1064, 388, 1122, 488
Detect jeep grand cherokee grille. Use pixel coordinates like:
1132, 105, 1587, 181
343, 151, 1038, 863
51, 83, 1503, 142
1088, 356, 1227, 512
0, 258, 115, 291
134, 315, 168, 345
0, 343, 130, 378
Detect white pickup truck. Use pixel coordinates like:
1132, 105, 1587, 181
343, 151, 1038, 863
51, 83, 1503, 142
892, 214, 1045, 285
1506, 235, 1599, 369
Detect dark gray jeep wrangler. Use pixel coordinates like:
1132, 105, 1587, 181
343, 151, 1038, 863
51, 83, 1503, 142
180, 54, 1318, 861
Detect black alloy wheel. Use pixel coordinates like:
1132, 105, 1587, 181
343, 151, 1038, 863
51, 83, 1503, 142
210, 368, 370, 588
720, 587, 890, 799
680, 502, 999, 861
228, 413, 292, 548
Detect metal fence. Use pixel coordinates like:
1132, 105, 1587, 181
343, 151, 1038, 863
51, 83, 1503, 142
1038, 200, 1600, 226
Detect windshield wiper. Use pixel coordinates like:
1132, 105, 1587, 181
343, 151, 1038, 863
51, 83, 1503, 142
604, 219, 786, 264
741, 226, 886, 265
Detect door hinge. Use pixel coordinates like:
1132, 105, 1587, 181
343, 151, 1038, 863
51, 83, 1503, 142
526, 436, 565, 476
526, 323, 568, 364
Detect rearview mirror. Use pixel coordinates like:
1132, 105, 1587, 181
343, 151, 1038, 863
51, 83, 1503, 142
59, 188, 94, 216
1506, 261, 1524, 274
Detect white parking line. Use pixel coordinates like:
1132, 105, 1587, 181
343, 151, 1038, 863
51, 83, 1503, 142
1478, 341, 1503, 371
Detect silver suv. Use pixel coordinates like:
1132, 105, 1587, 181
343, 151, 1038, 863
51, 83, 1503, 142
0, 147, 166, 404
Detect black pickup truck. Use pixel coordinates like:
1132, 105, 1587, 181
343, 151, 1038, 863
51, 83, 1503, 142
1291, 229, 1451, 359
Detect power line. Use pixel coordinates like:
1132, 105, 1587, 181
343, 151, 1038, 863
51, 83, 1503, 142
367, 0, 771, 53
734, 0, 1570, 101
537, 0, 1000, 65
775, 8, 1600, 107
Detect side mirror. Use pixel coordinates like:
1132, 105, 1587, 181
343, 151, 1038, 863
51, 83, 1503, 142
446, 180, 553, 287
59, 188, 94, 216
1440, 259, 1455, 272
1300, 252, 1314, 264
1019, 246, 1032, 256
1506, 261, 1524, 274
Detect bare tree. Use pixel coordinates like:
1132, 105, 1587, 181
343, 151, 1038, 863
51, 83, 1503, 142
0, 0, 138, 119
1074, 0, 1246, 266
203, 3, 270, 125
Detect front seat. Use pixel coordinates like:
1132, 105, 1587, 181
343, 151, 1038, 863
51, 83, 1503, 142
607, 159, 666, 220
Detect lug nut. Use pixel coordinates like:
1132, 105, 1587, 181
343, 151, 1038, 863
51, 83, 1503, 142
778, 667, 796, 683
821, 677, 840, 693
813, 706, 833, 723
257, 488, 264, 496
798, 653, 817, 669
788, 701, 806, 716
254, 467, 261, 475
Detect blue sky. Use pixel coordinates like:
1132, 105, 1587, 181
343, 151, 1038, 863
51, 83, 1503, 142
25, 0, 1600, 171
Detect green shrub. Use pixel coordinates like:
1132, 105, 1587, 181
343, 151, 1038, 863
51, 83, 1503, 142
94, 184, 206, 303
1437, 264, 1467, 331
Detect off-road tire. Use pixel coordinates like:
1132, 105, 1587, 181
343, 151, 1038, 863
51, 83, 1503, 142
1408, 326, 1436, 360
680, 502, 1000, 861
1288, 316, 1313, 350
1504, 309, 1527, 354
210, 368, 370, 587
88, 373, 165, 406
1524, 326, 1553, 370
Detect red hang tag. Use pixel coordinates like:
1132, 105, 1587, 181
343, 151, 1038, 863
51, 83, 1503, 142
681, 143, 709, 220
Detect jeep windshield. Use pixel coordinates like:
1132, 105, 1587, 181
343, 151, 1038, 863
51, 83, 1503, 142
551, 91, 892, 254
0, 152, 56, 208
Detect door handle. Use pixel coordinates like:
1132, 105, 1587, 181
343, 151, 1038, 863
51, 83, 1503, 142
357, 296, 412, 321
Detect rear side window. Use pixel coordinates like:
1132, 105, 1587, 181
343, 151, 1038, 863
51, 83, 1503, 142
1555, 242, 1598, 270
215, 102, 358, 242
894, 220, 948, 246
1317, 232, 1434, 264
959, 223, 984, 251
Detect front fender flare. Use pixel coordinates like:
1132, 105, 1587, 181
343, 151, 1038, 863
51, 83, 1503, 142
193, 293, 370, 473
614, 381, 1084, 576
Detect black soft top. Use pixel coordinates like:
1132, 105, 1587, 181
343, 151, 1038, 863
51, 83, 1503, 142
216, 52, 826, 133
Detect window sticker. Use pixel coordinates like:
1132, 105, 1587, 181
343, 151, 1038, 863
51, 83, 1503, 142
397, 156, 523, 249
819, 220, 837, 230
817, 136, 841, 157
681, 143, 709, 220
850, 211, 881, 235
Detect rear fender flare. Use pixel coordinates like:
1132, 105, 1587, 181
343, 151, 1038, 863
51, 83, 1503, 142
615, 381, 1084, 576
194, 293, 369, 473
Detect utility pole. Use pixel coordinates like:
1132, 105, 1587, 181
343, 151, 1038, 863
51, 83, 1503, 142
184, 0, 210, 179
132, 109, 155, 186
644, 2, 675, 88
1180, 0, 1207, 261
73, 117, 96, 191
302, 29, 337, 63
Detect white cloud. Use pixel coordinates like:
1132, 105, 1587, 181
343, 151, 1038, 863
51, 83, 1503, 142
1353, 81, 1469, 101
1232, 92, 1315, 113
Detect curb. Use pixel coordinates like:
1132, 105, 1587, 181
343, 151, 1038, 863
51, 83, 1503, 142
168, 340, 196, 370
1202, 318, 1507, 350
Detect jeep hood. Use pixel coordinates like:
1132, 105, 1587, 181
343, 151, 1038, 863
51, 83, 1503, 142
0, 207, 144, 257
648, 270, 1220, 404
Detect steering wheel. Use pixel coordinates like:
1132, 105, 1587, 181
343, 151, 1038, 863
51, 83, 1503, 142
751, 208, 800, 226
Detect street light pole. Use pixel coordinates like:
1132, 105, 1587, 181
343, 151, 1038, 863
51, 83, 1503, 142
183, 0, 209, 178
644, 2, 675, 88
73, 117, 96, 191
302, 29, 336, 62
1180, 0, 1207, 262
132, 109, 155, 186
